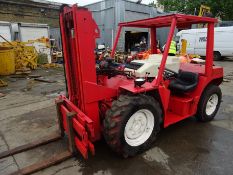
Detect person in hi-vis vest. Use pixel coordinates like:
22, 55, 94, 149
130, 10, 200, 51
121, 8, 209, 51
162, 38, 177, 56
168, 40, 176, 56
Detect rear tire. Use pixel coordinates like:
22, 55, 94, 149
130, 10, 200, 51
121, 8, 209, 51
196, 85, 222, 122
103, 94, 162, 157
214, 51, 222, 61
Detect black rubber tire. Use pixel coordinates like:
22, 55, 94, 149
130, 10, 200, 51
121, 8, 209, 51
196, 85, 222, 122
214, 51, 222, 61
103, 94, 162, 157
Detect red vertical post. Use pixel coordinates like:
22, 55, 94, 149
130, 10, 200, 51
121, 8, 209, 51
111, 26, 122, 58
150, 28, 157, 54
59, 12, 74, 102
60, 5, 101, 140
205, 22, 214, 77
153, 17, 177, 86
74, 8, 101, 140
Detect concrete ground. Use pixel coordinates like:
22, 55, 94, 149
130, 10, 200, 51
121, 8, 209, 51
0, 59, 233, 175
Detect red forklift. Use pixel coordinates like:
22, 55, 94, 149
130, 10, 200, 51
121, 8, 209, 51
57, 4, 223, 159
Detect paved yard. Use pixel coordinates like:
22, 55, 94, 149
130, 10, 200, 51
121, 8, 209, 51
0, 59, 233, 175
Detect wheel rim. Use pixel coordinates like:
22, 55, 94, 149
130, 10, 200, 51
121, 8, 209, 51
124, 109, 154, 147
206, 94, 219, 116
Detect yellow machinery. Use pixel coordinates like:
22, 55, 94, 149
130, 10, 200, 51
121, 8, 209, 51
28, 37, 50, 48
0, 35, 38, 75
179, 38, 201, 63
180, 39, 187, 55
198, 5, 211, 28
0, 46, 15, 75
198, 5, 211, 17
13, 42, 38, 70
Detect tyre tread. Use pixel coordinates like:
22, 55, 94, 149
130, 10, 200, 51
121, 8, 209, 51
103, 94, 162, 157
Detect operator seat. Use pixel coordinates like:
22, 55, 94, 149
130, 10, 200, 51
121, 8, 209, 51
169, 71, 199, 93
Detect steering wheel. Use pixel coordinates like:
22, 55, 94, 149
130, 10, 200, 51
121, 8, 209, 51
163, 67, 178, 79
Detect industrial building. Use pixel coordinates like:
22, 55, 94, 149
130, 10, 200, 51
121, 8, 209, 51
85, 0, 160, 51
0, 0, 62, 50
0, 1, 233, 175
0, 0, 169, 51
0, 0, 61, 28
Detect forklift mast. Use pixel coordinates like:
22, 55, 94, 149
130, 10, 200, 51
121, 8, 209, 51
60, 5, 101, 139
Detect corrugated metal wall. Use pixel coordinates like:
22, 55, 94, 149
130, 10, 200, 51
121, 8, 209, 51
86, 0, 115, 46
85, 0, 171, 51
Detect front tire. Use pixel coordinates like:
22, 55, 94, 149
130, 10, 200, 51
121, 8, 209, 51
103, 94, 162, 157
196, 85, 222, 122
214, 51, 222, 61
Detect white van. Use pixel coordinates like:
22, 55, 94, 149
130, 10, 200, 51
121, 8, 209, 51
176, 26, 233, 60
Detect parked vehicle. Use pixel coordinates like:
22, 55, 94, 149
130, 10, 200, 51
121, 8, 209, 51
176, 26, 233, 60
57, 5, 223, 159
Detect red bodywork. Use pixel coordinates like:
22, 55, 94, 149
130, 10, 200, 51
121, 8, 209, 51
58, 5, 223, 158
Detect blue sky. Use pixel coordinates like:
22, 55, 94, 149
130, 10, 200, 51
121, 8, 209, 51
48, 0, 155, 6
